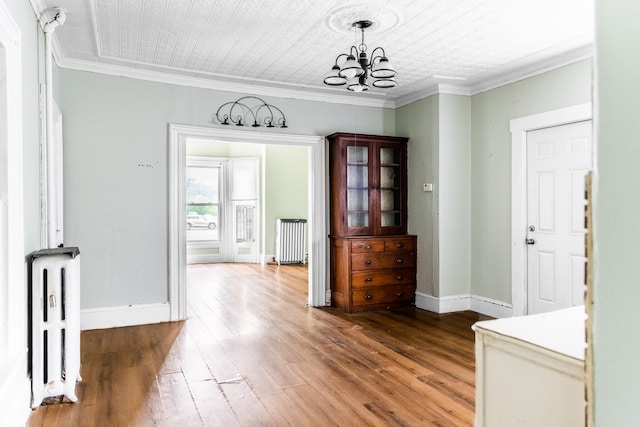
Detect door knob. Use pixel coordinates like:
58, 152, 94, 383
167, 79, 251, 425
526, 238, 536, 245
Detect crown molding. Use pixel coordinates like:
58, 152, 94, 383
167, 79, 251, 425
53, 55, 397, 109
51, 36, 592, 111
394, 85, 440, 108
394, 83, 473, 108
468, 45, 593, 95
28, 0, 45, 16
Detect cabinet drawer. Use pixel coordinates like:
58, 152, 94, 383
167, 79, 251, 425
384, 237, 416, 252
351, 252, 416, 271
351, 239, 385, 253
352, 284, 415, 306
351, 271, 415, 288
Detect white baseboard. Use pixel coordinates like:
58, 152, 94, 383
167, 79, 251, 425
415, 291, 513, 318
81, 303, 171, 331
0, 352, 31, 426
469, 294, 513, 318
415, 292, 470, 313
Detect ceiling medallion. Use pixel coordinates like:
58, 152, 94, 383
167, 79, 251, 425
324, 3, 404, 35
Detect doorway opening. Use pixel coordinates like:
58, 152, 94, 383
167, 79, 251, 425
510, 103, 592, 316
168, 125, 327, 321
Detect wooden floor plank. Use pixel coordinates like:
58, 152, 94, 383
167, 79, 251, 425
28, 263, 483, 426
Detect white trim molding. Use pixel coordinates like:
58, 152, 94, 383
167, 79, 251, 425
168, 124, 327, 321
0, 352, 31, 426
510, 103, 592, 316
56, 57, 397, 109
80, 303, 171, 331
415, 291, 513, 318
0, 3, 30, 424
46, 24, 591, 111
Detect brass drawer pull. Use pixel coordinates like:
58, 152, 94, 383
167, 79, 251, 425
364, 260, 372, 265
396, 243, 403, 248
396, 275, 403, 281
365, 277, 373, 282
365, 294, 373, 300
396, 258, 403, 264
365, 244, 372, 249
397, 292, 404, 298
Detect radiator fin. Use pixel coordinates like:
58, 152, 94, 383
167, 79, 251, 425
275, 219, 307, 264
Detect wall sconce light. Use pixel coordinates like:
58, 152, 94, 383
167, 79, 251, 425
215, 96, 288, 128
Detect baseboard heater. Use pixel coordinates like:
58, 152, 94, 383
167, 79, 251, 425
28, 247, 82, 407
275, 219, 307, 264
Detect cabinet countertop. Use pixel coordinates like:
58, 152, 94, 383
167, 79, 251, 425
473, 306, 586, 361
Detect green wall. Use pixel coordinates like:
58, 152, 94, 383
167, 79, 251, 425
396, 60, 592, 303
593, 0, 640, 424
396, 95, 439, 295
470, 60, 592, 303
59, 69, 393, 309
438, 94, 471, 297
264, 144, 309, 258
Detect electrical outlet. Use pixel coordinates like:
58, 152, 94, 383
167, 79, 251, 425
423, 183, 433, 192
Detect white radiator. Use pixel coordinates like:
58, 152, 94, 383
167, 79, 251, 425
29, 248, 81, 407
275, 219, 307, 264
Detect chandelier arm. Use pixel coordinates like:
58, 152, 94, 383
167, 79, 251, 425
325, 19, 396, 91
370, 47, 387, 64
333, 53, 349, 66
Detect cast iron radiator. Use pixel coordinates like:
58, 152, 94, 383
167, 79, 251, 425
275, 219, 307, 264
28, 247, 81, 407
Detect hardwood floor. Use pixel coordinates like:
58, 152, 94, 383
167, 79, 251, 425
28, 263, 486, 427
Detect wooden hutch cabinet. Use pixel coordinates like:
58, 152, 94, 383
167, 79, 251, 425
327, 133, 417, 312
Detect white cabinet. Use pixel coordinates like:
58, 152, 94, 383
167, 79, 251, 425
473, 306, 586, 427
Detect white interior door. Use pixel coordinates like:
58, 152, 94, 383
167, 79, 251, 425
526, 120, 592, 314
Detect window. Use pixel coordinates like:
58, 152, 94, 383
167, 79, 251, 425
186, 163, 221, 240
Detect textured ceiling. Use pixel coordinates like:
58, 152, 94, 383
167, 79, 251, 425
34, 0, 594, 106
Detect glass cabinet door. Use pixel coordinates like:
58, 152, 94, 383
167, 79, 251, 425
346, 145, 369, 229
328, 133, 408, 237
379, 146, 402, 229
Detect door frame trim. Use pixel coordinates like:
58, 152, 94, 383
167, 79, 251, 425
168, 124, 327, 321
0, 4, 30, 423
510, 103, 592, 316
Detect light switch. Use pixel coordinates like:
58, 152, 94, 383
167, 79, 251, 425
423, 183, 433, 192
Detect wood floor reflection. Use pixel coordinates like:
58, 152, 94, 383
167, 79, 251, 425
28, 263, 483, 426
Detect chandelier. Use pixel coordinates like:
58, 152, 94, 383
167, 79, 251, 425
323, 20, 397, 92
